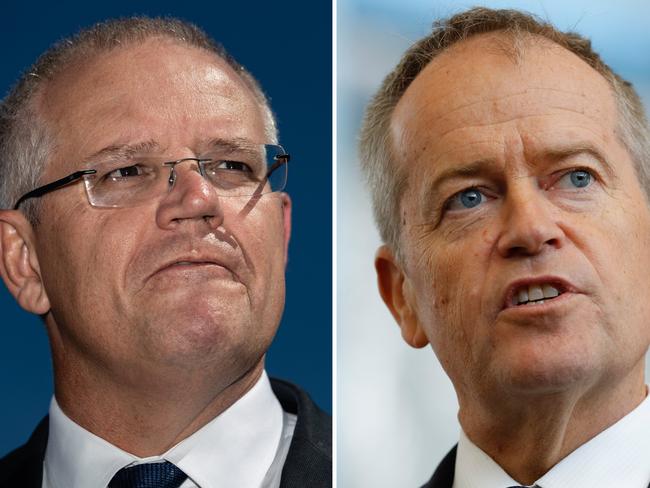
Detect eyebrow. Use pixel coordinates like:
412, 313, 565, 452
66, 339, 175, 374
542, 143, 615, 179
85, 139, 161, 162
83, 137, 263, 163
204, 137, 261, 156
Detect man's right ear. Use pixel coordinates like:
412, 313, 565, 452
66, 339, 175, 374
375, 245, 429, 349
0, 210, 50, 315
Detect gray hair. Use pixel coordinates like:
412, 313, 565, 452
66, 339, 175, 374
359, 7, 650, 257
0, 16, 277, 220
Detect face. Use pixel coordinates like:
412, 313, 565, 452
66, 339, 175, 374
29, 38, 290, 387
382, 34, 650, 404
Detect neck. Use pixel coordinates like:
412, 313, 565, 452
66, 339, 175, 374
53, 356, 265, 457
458, 364, 646, 485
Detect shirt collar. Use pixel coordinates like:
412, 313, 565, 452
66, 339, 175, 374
454, 429, 526, 488
537, 389, 650, 488
454, 389, 650, 488
44, 370, 284, 488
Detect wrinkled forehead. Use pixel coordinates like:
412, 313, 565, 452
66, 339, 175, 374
390, 32, 618, 164
36, 37, 267, 174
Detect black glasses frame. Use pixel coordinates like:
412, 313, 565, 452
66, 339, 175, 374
13, 170, 97, 210
13, 151, 291, 210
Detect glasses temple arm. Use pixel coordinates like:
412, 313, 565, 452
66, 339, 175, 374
265, 154, 290, 179
13, 169, 97, 209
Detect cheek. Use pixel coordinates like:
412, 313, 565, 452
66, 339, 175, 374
573, 200, 648, 294
233, 199, 286, 283
35, 214, 119, 355
560, 195, 650, 353
42, 208, 143, 313
411, 231, 491, 368
602, 207, 650, 338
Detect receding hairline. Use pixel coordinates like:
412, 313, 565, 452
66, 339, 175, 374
388, 30, 621, 187
35, 33, 266, 123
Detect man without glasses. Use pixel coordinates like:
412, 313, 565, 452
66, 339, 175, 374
0, 17, 330, 488
360, 7, 650, 487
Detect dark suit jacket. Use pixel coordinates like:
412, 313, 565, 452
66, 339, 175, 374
0, 378, 331, 488
421, 445, 650, 488
421, 446, 456, 488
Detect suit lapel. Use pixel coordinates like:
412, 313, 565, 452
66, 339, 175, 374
271, 379, 332, 488
0, 416, 48, 488
421, 446, 456, 488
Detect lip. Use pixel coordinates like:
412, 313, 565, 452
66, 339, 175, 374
501, 275, 579, 311
149, 255, 237, 281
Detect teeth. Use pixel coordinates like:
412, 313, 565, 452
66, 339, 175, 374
515, 283, 561, 305
517, 289, 529, 304
528, 285, 544, 301
542, 284, 559, 299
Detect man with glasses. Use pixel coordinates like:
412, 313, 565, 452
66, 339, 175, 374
0, 17, 330, 488
360, 7, 650, 488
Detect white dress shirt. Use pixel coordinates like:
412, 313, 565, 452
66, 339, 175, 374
453, 390, 650, 488
42, 371, 297, 488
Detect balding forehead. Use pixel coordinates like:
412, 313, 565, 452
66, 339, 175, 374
390, 32, 617, 162
39, 38, 264, 130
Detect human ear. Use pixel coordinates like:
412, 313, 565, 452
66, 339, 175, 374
0, 210, 50, 315
375, 245, 429, 348
280, 193, 292, 265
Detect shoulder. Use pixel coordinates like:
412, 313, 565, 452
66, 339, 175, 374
0, 416, 48, 488
421, 445, 457, 488
270, 378, 332, 488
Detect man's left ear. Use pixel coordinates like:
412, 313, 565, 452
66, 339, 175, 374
0, 210, 50, 315
280, 193, 292, 265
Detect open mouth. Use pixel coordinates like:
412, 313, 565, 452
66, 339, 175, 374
508, 282, 566, 308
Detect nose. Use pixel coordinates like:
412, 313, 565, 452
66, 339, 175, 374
155, 162, 224, 230
496, 185, 564, 258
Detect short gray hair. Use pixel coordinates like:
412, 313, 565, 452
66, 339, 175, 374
0, 16, 277, 220
359, 7, 650, 256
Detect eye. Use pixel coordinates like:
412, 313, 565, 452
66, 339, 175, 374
106, 165, 147, 180
215, 160, 253, 172
554, 169, 593, 189
446, 187, 487, 211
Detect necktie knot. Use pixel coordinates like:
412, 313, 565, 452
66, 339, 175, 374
108, 461, 188, 488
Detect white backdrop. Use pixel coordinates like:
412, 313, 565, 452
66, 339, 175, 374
337, 1, 650, 486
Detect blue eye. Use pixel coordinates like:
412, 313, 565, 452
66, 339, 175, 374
447, 188, 485, 210
570, 170, 591, 187
556, 169, 592, 189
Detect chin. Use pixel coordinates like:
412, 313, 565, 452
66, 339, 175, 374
139, 306, 244, 363
490, 344, 601, 396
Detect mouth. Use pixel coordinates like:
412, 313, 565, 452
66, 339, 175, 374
150, 256, 235, 281
503, 278, 574, 310
170, 261, 216, 267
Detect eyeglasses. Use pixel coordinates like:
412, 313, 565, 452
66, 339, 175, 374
13, 143, 290, 209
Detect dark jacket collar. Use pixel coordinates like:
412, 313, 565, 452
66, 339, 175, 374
0, 415, 48, 487
271, 378, 332, 488
421, 445, 456, 488
0, 378, 331, 488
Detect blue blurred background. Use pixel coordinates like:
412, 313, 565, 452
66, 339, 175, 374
338, 0, 650, 486
0, 0, 331, 457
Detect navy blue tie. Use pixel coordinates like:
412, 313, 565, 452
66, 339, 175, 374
108, 461, 188, 488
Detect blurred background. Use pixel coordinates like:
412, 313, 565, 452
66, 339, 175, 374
337, 0, 650, 486
0, 0, 331, 457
